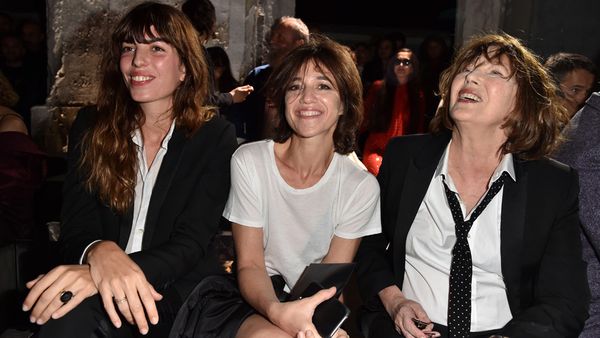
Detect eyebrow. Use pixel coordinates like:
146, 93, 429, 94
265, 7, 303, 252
290, 74, 333, 82
123, 37, 166, 44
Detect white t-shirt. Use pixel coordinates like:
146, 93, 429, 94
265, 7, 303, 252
223, 140, 381, 289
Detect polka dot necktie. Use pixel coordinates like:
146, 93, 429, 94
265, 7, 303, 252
443, 171, 510, 338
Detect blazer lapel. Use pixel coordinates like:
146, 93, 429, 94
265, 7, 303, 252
141, 128, 186, 249
118, 208, 134, 248
500, 158, 528, 311
393, 134, 450, 263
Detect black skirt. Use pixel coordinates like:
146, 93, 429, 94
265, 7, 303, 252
169, 274, 288, 338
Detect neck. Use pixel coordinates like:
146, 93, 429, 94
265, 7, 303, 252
140, 102, 173, 127
140, 105, 173, 143
276, 136, 335, 177
450, 127, 505, 171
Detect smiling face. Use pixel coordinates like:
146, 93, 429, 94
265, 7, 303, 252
119, 26, 186, 112
449, 50, 518, 133
284, 60, 343, 140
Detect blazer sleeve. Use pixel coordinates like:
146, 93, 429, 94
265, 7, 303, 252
355, 138, 402, 305
501, 167, 590, 338
128, 121, 237, 288
212, 91, 233, 109
59, 107, 108, 264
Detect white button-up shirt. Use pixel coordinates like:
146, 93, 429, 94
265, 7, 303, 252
125, 121, 176, 253
402, 140, 515, 332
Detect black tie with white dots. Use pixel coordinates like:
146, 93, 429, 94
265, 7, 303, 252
443, 171, 510, 338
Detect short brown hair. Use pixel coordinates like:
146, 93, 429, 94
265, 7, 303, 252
266, 34, 363, 154
430, 33, 568, 160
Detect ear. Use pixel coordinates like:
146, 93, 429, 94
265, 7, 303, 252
179, 64, 186, 82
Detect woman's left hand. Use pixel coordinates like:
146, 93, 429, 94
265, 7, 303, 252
86, 241, 163, 335
22, 264, 98, 325
297, 327, 349, 338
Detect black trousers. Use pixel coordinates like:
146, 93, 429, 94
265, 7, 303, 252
37, 289, 182, 338
362, 309, 501, 338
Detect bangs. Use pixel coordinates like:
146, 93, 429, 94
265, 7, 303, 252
310, 59, 338, 88
113, 7, 175, 46
457, 41, 518, 78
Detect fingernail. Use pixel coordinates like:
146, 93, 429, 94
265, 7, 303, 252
36, 318, 44, 325
29, 316, 36, 323
150, 316, 158, 324
140, 327, 148, 335
114, 321, 121, 328
22, 305, 29, 311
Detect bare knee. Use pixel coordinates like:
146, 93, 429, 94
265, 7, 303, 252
236, 314, 291, 338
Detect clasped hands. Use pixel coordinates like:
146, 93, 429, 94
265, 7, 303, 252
22, 241, 161, 335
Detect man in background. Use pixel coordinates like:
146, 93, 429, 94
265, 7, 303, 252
545, 52, 597, 118
232, 16, 309, 142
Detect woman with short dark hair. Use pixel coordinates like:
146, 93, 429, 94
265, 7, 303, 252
356, 33, 588, 338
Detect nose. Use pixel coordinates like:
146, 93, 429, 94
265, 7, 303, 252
132, 47, 148, 67
464, 68, 480, 85
299, 86, 315, 103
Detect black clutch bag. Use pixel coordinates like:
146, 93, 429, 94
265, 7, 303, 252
289, 263, 355, 338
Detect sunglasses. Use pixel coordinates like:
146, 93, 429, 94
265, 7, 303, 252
394, 58, 412, 66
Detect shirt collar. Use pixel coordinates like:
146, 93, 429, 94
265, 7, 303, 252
434, 139, 517, 186
131, 119, 176, 150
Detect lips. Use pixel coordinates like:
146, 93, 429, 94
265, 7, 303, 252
457, 89, 482, 102
129, 74, 154, 85
297, 110, 321, 117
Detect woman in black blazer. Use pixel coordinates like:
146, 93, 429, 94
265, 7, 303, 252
356, 33, 589, 338
21, 2, 237, 337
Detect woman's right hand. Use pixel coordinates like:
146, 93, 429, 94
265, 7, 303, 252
22, 265, 97, 325
229, 85, 254, 103
379, 286, 438, 338
268, 286, 337, 337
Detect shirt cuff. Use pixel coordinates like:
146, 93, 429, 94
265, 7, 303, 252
79, 239, 102, 264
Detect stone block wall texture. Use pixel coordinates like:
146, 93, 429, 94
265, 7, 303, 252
43, 0, 293, 152
456, 0, 600, 61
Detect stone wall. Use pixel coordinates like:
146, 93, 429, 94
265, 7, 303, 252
455, 0, 600, 61
40, 0, 293, 152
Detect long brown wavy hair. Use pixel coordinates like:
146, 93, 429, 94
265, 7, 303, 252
430, 33, 569, 160
267, 34, 363, 155
79, 2, 215, 214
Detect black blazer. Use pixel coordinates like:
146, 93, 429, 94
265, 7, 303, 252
355, 132, 589, 337
59, 107, 238, 301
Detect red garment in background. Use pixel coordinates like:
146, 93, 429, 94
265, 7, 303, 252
362, 81, 424, 175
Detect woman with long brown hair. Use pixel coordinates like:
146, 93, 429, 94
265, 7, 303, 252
22, 2, 237, 337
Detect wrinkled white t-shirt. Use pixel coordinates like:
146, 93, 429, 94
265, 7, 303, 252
223, 140, 381, 289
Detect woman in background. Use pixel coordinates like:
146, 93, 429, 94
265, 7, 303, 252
362, 48, 425, 175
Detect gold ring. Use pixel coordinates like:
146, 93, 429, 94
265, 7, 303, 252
114, 296, 127, 304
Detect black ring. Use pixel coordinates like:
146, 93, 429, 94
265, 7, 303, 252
59, 290, 73, 304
